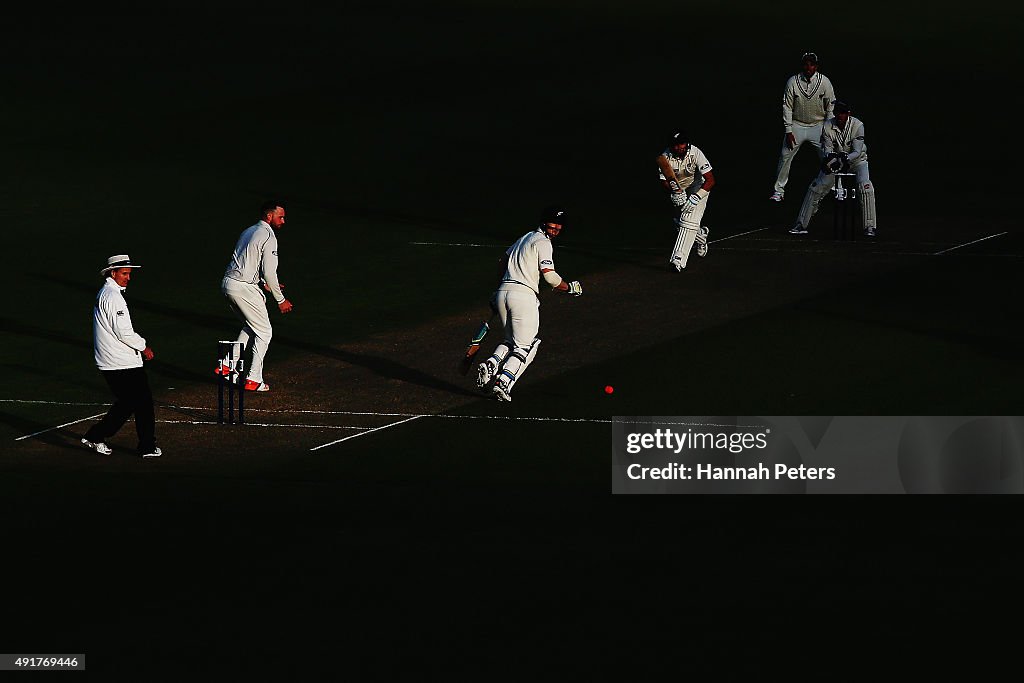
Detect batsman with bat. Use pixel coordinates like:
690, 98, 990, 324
657, 129, 716, 272
475, 205, 583, 402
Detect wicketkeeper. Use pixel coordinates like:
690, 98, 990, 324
790, 100, 877, 237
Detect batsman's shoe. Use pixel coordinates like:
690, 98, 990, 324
476, 359, 497, 390
669, 257, 684, 272
492, 379, 512, 403
81, 438, 113, 455
244, 380, 270, 392
141, 447, 162, 459
788, 223, 809, 235
864, 226, 876, 238
770, 191, 785, 202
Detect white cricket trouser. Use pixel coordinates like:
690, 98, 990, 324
670, 194, 710, 268
493, 287, 540, 388
796, 161, 876, 233
773, 122, 825, 193
222, 277, 273, 384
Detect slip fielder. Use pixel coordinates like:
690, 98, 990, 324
770, 52, 837, 202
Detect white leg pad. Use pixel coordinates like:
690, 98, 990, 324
671, 221, 700, 268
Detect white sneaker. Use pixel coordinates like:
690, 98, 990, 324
81, 438, 112, 455
669, 257, 684, 272
476, 359, 496, 390
788, 223, 809, 235
696, 227, 709, 257
864, 227, 876, 238
141, 447, 162, 459
492, 380, 512, 402
770, 191, 784, 201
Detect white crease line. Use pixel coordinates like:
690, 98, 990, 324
709, 227, 769, 243
932, 232, 1009, 256
1, 399, 757, 428
157, 420, 371, 430
310, 415, 425, 451
15, 412, 108, 441
409, 241, 504, 248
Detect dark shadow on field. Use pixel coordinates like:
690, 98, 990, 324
274, 335, 479, 398
285, 195, 480, 236
0, 409, 91, 449
145, 360, 216, 385
560, 244, 671, 271
0, 317, 91, 351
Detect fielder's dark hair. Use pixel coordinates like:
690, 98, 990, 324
260, 199, 285, 216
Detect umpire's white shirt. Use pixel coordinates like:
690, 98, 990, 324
499, 229, 555, 296
93, 277, 147, 370
223, 220, 286, 304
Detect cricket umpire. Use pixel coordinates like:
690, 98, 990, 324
218, 200, 294, 393
81, 255, 161, 458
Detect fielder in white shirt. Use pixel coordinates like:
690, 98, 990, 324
657, 129, 715, 271
219, 200, 294, 392
82, 255, 161, 458
770, 52, 837, 201
791, 100, 877, 237
476, 206, 583, 402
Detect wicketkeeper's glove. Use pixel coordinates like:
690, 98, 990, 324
566, 281, 583, 296
823, 152, 848, 174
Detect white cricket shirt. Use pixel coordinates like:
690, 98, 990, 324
822, 115, 868, 164
223, 220, 285, 304
499, 229, 557, 296
93, 277, 147, 370
783, 72, 837, 130
657, 145, 713, 192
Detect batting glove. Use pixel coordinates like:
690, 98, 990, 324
685, 192, 702, 207
566, 281, 583, 296
669, 191, 687, 207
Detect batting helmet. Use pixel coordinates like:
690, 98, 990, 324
669, 129, 690, 146
540, 205, 568, 227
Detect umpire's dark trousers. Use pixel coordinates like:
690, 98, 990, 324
84, 367, 156, 455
